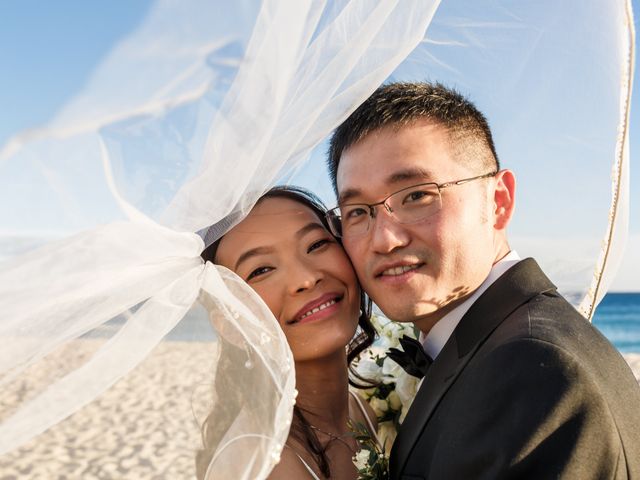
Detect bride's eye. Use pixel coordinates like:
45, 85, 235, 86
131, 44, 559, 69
247, 266, 273, 281
308, 238, 333, 253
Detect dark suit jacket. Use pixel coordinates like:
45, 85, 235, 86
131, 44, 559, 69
390, 258, 640, 479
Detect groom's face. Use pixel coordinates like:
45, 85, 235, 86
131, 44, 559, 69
336, 119, 498, 326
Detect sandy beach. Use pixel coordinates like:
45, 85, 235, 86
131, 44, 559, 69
1, 342, 639, 480
0, 340, 216, 480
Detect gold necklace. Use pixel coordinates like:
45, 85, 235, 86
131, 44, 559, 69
308, 423, 356, 453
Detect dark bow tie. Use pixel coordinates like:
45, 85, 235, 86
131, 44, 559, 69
387, 335, 433, 379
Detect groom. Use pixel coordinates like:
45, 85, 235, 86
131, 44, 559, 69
327, 82, 640, 478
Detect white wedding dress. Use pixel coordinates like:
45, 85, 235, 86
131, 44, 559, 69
0, 1, 633, 478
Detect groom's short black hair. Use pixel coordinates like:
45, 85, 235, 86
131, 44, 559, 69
327, 82, 499, 193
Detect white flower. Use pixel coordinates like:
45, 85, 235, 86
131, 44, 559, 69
369, 397, 389, 417
395, 372, 420, 423
370, 313, 388, 331
371, 313, 417, 346
377, 421, 397, 451
353, 449, 369, 470
375, 332, 394, 350
359, 386, 377, 400
387, 390, 402, 411
353, 351, 384, 383
381, 356, 404, 384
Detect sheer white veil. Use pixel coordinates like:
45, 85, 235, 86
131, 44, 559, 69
0, 1, 633, 478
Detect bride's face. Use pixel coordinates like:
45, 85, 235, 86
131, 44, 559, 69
216, 196, 361, 361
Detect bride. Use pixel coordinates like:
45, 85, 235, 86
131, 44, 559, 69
197, 186, 379, 479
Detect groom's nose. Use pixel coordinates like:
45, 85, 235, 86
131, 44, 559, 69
368, 210, 410, 254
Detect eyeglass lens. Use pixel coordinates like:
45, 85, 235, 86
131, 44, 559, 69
331, 184, 442, 237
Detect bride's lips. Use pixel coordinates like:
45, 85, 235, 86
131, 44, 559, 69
288, 292, 343, 325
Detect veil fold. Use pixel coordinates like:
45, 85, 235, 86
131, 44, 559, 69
0, 1, 439, 477
0, 0, 633, 478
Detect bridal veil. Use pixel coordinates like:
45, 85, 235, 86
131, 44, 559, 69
0, 1, 633, 478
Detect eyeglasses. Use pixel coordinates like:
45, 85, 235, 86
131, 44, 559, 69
326, 171, 498, 238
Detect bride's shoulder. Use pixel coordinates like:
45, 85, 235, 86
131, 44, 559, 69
267, 444, 318, 480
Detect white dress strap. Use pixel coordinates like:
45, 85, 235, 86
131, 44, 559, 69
295, 452, 321, 480
283, 444, 321, 480
349, 390, 381, 446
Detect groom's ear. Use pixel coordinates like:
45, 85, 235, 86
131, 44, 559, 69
492, 169, 515, 231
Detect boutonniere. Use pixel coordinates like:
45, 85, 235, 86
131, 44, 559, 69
351, 313, 421, 457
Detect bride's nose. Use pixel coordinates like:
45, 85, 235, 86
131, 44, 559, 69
289, 262, 323, 294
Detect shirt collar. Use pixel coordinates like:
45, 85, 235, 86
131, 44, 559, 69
420, 250, 521, 359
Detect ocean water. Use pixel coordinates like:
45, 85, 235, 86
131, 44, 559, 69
592, 293, 640, 353
71, 292, 640, 352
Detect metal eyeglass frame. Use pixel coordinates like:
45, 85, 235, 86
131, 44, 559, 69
326, 171, 498, 238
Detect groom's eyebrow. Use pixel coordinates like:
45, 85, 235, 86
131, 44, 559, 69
338, 188, 362, 205
387, 167, 434, 184
338, 167, 434, 204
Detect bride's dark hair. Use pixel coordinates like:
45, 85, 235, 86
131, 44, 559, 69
196, 186, 376, 479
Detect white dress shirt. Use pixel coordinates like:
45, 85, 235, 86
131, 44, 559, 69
420, 251, 522, 360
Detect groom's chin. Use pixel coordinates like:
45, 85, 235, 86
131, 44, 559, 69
373, 299, 435, 324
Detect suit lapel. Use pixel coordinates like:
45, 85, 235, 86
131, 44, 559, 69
390, 258, 556, 478
389, 330, 470, 477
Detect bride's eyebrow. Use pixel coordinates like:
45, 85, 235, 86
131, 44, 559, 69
234, 223, 325, 270
295, 222, 326, 239
234, 246, 274, 271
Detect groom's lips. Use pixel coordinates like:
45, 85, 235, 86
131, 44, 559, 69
374, 261, 424, 283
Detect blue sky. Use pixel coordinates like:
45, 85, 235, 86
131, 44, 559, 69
0, 2, 153, 143
0, 1, 637, 291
